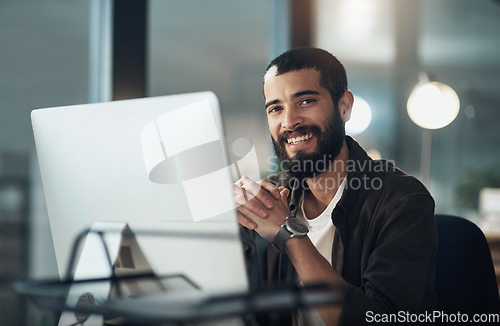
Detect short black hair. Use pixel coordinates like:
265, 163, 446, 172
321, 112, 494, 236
265, 47, 348, 104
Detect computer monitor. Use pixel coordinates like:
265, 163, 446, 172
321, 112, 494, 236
31, 92, 253, 294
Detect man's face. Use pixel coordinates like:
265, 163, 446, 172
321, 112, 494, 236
263, 68, 345, 180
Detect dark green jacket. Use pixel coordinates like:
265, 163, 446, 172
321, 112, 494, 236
244, 136, 437, 325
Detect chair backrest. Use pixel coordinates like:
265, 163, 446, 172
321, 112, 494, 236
435, 214, 500, 314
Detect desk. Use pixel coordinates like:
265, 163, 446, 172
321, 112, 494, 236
486, 234, 500, 294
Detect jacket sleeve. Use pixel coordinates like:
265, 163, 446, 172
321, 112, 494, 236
339, 194, 438, 325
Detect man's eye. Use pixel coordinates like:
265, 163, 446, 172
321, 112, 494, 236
300, 98, 316, 105
268, 107, 282, 113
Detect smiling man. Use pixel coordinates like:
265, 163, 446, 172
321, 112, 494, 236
235, 48, 438, 326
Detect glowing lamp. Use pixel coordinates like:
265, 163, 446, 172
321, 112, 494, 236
407, 80, 460, 187
407, 82, 460, 130
346, 96, 372, 135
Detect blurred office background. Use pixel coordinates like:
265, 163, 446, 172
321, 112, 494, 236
1, 0, 500, 324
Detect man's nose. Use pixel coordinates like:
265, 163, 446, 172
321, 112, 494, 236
281, 108, 303, 131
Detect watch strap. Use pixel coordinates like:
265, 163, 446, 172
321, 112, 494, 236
272, 226, 292, 253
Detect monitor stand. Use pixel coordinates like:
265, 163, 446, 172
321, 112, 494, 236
57, 221, 175, 326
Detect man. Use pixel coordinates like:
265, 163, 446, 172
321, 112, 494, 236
234, 48, 437, 325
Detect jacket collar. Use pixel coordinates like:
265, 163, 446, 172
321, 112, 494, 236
287, 136, 372, 221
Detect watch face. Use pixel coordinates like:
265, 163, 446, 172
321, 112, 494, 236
285, 218, 308, 236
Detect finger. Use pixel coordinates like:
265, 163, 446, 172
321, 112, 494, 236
277, 186, 288, 196
235, 177, 245, 187
237, 212, 257, 230
236, 207, 259, 229
261, 179, 281, 200
232, 184, 248, 205
233, 183, 269, 219
280, 188, 290, 205
237, 213, 257, 230
239, 176, 262, 196
240, 177, 275, 210
235, 194, 269, 218
279, 187, 290, 198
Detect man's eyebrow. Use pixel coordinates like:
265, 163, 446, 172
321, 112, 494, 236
265, 99, 280, 109
292, 90, 320, 98
264, 90, 320, 109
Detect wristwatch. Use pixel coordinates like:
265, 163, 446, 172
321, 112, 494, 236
272, 217, 309, 253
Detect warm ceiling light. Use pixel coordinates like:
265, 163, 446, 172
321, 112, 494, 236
407, 81, 460, 129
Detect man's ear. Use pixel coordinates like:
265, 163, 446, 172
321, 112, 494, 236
339, 90, 354, 123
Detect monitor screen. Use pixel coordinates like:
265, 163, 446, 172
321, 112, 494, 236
31, 92, 251, 294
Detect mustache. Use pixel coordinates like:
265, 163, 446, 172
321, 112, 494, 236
277, 125, 322, 144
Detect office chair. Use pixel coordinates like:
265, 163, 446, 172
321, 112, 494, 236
435, 214, 500, 314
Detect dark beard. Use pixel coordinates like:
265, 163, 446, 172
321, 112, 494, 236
272, 108, 345, 182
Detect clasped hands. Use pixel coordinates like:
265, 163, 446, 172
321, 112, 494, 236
233, 176, 291, 242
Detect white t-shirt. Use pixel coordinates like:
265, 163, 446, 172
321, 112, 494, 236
296, 177, 346, 325
297, 177, 346, 264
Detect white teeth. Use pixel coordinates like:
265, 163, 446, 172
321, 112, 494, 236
287, 133, 312, 145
